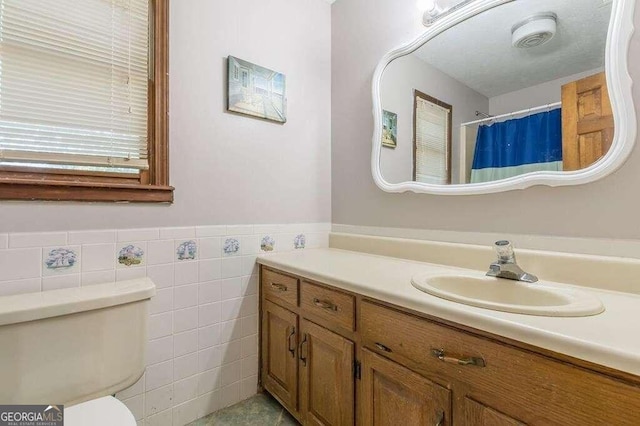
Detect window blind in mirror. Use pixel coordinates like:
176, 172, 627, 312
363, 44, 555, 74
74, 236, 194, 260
415, 98, 449, 184
0, 0, 150, 173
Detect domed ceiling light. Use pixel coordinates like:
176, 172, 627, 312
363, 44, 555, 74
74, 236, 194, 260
511, 13, 558, 49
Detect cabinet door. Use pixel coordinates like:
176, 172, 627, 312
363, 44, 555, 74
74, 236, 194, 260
262, 300, 299, 413
464, 398, 526, 426
299, 319, 355, 426
360, 349, 451, 426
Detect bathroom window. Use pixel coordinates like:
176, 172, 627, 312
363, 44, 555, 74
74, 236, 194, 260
413, 90, 452, 185
0, 0, 171, 202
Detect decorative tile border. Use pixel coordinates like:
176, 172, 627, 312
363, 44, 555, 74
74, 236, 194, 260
294, 234, 306, 249
260, 236, 275, 252
223, 238, 240, 256
118, 245, 145, 267
42, 247, 80, 276
176, 240, 197, 261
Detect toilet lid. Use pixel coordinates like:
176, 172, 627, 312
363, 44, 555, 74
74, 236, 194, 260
64, 396, 136, 426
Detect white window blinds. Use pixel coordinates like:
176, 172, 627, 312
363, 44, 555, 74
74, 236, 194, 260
0, 0, 150, 173
415, 96, 450, 184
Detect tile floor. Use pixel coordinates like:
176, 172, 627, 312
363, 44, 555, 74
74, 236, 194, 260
188, 393, 299, 426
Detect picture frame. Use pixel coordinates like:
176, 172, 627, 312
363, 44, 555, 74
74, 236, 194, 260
227, 56, 287, 123
382, 110, 398, 148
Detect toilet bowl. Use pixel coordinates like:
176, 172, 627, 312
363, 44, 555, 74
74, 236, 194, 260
65, 396, 136, 426
0, 279, 155, 424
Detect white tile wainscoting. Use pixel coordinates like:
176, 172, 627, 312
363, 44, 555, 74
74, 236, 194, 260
0, 223, 330, 426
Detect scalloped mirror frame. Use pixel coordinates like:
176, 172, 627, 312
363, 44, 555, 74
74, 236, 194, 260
371, 0, 637, 195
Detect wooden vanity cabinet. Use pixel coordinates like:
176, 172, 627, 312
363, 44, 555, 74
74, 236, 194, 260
259, 266, 640, 426
260, 268, 356, 425
360, 348, 451, 426
463, 399, 525, 426
261, 299, 299, 414
299, 319, 355, 425
361, 300, 640, 425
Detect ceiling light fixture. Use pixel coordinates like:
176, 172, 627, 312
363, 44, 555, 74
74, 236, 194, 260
421, 0, 475, 26
511, 13, 558, 49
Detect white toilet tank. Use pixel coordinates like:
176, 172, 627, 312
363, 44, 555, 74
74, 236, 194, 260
0, 278, 155, 406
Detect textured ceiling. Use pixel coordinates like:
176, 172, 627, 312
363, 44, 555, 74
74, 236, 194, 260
412, 0, 611, 97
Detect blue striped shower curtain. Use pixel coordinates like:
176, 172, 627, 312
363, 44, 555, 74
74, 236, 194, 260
470, 109, 563, 183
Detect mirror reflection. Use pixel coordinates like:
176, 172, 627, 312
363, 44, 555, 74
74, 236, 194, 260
379, 0, 613, 185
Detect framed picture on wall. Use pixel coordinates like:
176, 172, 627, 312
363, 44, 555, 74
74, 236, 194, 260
227, 56, 287, 123
382, 110, 398, 148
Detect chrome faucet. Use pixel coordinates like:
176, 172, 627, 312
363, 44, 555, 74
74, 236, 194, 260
486, 240, 538, 283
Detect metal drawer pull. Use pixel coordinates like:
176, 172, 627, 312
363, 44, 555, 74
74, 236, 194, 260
374, 342, 392, 353
288, 327, 296, 358
270, 282, 288, 291
313, 298, 338, 311
313, 298, 338, 312
431, 348, 486, 367
435, 411, 445, 426
299, 334, 308, 366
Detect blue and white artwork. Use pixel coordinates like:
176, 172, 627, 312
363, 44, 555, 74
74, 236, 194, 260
227, 56, 286, 123
261, 236, 275, 252
223, 238, 240, 256
118, 245, 144, 267
176, 240, 197, 261
294, 234, 306, 249
45, 248, 77, 270
382, 110, 398, 148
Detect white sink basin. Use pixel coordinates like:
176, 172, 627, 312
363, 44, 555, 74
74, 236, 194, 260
411, 272, 604, 317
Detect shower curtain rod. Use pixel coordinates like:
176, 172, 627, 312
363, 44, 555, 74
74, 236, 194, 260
460, 101, 562, 127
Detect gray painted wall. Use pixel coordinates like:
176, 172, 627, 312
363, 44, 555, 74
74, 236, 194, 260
331, 0, 640, 240
0, 0, 332, 232
380, 54, 488, 184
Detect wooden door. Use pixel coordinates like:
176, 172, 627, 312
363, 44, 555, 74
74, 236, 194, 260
464, 398, 526, 426
561, 72, 614, 171
261, 300, 299, 414
299, 319, 355, 426
360, 348, 451, 426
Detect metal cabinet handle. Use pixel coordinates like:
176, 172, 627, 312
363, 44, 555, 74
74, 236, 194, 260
431, 348, 486, 367
270, 282, 288, 292
299, 334, 308, 366
374, 342, 392, 353
435, 411, 445, 426
288, 327, 296, 358
313, 298, 338, 311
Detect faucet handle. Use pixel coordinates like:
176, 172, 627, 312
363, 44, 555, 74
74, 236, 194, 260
494, 240, 516, 263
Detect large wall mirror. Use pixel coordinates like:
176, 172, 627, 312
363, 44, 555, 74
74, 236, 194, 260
372, 0, 636, 195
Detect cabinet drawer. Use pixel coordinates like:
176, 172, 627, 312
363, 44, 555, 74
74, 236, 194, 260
262, 268, 299, 308
360, 300, 640, 425
361, 300, 488, 378
300, 281, 355, 331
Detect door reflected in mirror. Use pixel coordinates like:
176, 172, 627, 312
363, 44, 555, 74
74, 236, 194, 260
379, 0, 614, 185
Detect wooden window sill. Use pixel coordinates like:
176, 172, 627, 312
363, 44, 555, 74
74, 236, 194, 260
0, 179, 174, 203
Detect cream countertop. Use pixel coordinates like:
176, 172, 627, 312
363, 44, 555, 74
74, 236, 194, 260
257, 248, 640, 376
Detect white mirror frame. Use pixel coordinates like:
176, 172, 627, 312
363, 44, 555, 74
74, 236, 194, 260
371, 0, 636, 195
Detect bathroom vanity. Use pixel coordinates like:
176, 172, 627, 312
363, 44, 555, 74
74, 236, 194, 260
257, 248, 640, 425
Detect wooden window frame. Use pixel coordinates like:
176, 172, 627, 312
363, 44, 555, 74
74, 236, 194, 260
412, 90, 453, 184
0, 0, 173, 203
